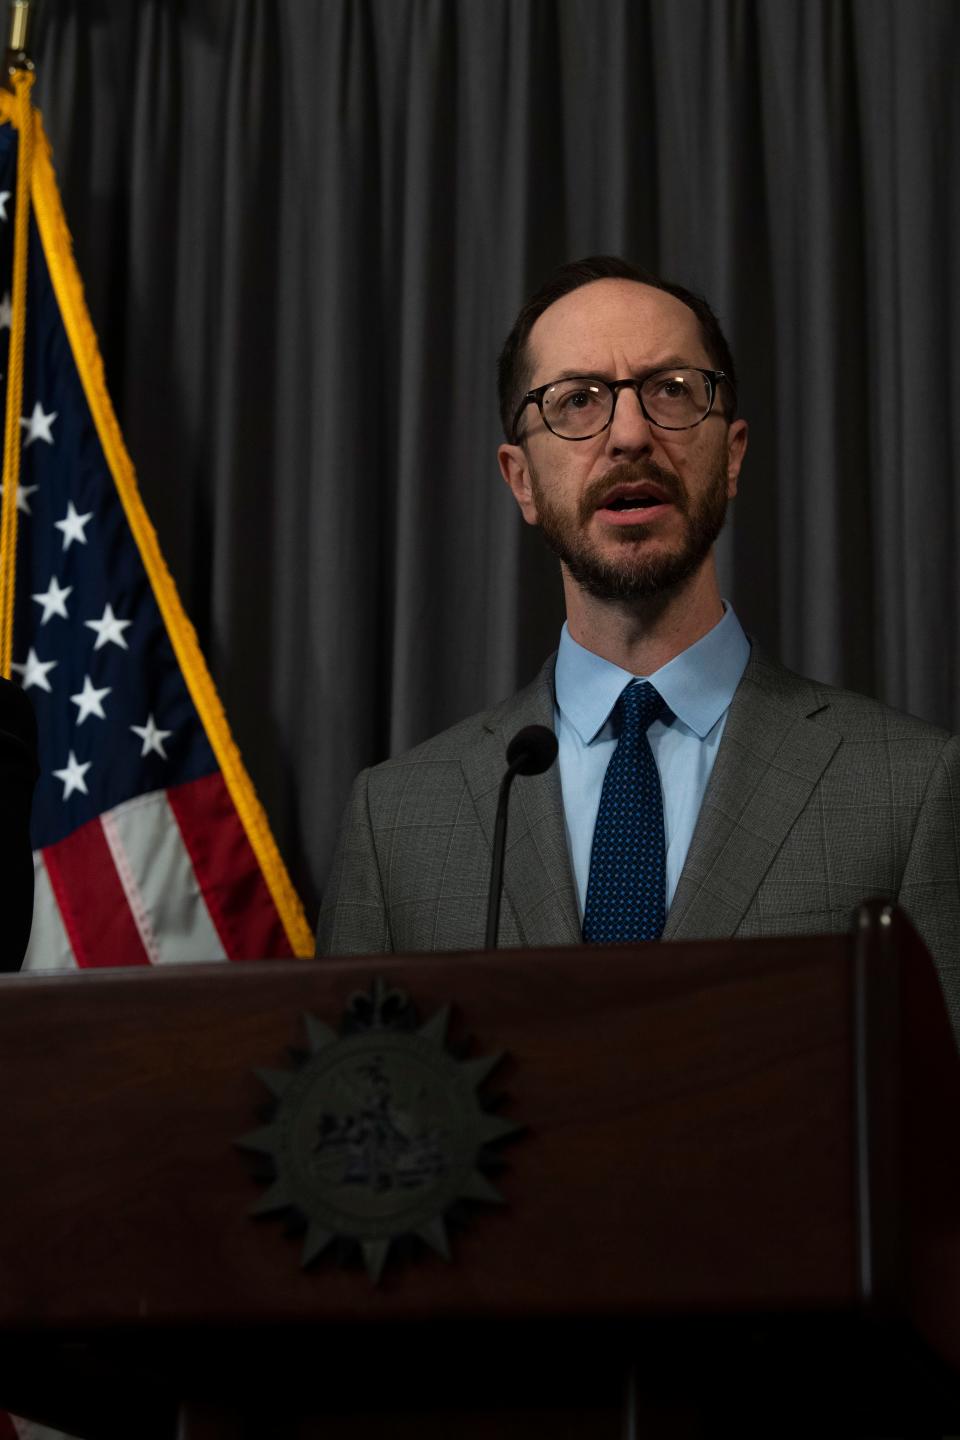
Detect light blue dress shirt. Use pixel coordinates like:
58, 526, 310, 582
554, 605, 751, 920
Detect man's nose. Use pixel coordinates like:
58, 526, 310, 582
605, 384, 654, 456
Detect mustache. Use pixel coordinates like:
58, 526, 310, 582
577, 461, 686, 524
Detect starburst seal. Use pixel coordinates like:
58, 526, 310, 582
236, 981, 519, 1282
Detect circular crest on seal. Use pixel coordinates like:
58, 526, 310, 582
236, 979, 518, 1282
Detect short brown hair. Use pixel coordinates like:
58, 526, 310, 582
497, 255, 738, 441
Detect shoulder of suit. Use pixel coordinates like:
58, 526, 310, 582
365, 653, 557, 780
742, 648, 953, 743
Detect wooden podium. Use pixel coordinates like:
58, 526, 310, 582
1, 902, 959, 1437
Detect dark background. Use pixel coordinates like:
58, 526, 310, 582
27, 0, 960, 923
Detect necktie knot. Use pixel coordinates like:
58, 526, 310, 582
619, 679, 667, 736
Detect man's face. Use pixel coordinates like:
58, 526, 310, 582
498, 279, 748, 604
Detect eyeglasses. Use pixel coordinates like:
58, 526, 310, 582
512, 368, 732, 442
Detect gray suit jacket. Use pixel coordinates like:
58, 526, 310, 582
317, 650, 960, 1032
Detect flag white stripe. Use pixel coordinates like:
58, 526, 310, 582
103, 790, 227, 964
101, 809, 162, 963
22, 852, 76, 972
11, 1415, 83, 1439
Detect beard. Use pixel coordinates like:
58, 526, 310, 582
529, 449, 730, 604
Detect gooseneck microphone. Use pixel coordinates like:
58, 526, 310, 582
485, 724, 559, 950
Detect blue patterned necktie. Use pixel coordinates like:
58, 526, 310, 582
582, 680, 668, 943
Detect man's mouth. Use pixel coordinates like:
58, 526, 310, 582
574, 463, 685, 528
594, 481, 675, 518
605, 494, 665, 511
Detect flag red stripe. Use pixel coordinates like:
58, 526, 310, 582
0, 1411, 19, 1440
42, 816, 151, 968
166, 773, 294, 960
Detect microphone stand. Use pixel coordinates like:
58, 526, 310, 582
484, 725, 558, 951
485, 760, 523, 952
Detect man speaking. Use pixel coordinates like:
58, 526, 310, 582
317, 256, 960, 1036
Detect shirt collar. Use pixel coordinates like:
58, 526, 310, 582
555, 604, 751, 743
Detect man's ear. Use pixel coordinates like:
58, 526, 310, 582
725, 417, 748, 499
498, 442, 540, 525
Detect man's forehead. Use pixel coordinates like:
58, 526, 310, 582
526, 278, 706, 382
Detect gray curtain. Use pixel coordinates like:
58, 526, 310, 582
29, 0, 960, 921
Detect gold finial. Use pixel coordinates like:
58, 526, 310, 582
7, 1, 32, 70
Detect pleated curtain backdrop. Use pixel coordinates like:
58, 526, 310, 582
30, 0, 960, 922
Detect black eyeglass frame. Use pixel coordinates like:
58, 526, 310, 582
511, 368, 734, 443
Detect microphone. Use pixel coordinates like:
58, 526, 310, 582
485, 725, 558, 950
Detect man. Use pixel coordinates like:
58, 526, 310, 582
317, 255, 960, 1035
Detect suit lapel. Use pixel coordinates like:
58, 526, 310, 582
664, 658, 841, 940
460, 658, 581, 947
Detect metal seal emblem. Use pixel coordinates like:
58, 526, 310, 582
236, 980, 519, 1281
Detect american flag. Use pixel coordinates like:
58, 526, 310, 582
0, 84, 313, 974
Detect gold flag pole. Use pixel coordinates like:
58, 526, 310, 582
0, 0, 33, 673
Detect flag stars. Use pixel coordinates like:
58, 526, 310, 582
21, 401, 57, 447
52, 751, 91, 801
55, 501, 93, 550
0, 192, 10, 222
32, 575, 72, 624
70, 676, 110, 725
11, 647, 57, 692
85, 602, 132, 651
0, 291, 10, 328
131, 714, 172, 759
1, 482, 37, 514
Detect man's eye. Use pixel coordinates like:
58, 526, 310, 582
652, 378, 688, 399
556, 387, 602, 411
